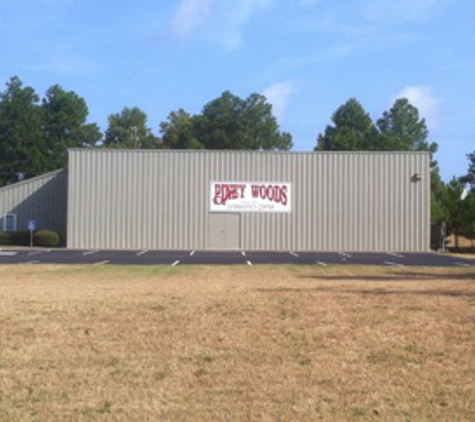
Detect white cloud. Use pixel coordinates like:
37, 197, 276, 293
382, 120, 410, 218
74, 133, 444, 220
262, 81, 301, 123
393, 85, 439, 129
168, 0, 273, 50
215, 0, 272, 50
169, 0, 213, 39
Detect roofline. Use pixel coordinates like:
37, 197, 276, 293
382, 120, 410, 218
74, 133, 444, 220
0, 168, 66, 193
68, 148, 431, 155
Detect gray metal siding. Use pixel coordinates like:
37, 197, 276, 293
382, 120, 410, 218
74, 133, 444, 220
0, 169, 68, 239
67, 150, 430, 251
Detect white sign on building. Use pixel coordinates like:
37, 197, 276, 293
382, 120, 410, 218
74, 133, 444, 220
210, 182, 291, 213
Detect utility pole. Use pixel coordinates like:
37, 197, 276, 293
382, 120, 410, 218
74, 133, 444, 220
131, 126, 139, 149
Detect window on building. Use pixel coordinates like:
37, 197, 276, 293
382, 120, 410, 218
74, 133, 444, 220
3, 214, 17, 232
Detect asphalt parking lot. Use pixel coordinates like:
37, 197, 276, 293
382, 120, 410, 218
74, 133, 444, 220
0, 249, 474, 267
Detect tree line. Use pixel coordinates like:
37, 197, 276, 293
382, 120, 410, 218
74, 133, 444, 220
0, 77, 291, 185
0, 76, 474, 246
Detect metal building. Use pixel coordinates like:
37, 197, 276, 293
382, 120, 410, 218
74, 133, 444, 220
0, 150, 430, 251
0, 169, 68, 238
64, 149, 430, 251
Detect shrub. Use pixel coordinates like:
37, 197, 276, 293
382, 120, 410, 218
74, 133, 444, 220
33, 230, 61, 247
9, 230, 31, 246
0, 231, 9, 245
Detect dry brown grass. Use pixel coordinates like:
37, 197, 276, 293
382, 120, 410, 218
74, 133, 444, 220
0, 264, 474, 421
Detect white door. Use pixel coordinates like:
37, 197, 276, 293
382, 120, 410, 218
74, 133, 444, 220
207, 213, 241, 250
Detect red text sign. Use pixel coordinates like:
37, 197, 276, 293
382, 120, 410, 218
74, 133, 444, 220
210, 182, 291, 212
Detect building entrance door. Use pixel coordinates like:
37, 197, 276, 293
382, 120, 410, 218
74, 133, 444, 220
207, 213, 241, 250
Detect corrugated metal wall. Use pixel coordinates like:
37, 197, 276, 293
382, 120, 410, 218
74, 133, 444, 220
67, 150, 430, 251
0, 169, 68, 238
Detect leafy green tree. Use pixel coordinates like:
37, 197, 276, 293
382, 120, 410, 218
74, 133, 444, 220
197, 91, 292, 150
159, 109, 203, 149
0, 77, 101, 186
315, 98, 378, 151
42, 85, 102, 170
459, 190, 475, 251
376, 98, 437, 153
317, 97, 438, 154
104, 107, 159, 149
0, 76, 43, 186
444, 177, 466, 250
460, 149, 475, 188
431, 168, 448, 224
160, 91, 292, 151
458, 147, 475, 249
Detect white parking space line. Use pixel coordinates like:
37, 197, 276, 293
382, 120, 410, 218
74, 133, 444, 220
246, 260, 253, 266
338, 252, 352, 258
0, 251, 17, 256
241, 251, 246, 256
289, 251, 299, 257
384, 261, 405, 268
94, 260, 109, 265
83, 250, 98, 256
137, 250, 147, 256
454, 262, 471, 267
28, 251, 43, 256
387, 252, 404, 258
171, 260, 180, 267
190, 250, 196, 256
316, 261, 327, 267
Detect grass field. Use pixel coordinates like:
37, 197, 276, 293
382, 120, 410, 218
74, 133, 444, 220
0, 264, 474, 421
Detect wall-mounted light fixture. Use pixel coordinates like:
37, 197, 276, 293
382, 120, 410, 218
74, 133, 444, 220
411, 173, 422, 182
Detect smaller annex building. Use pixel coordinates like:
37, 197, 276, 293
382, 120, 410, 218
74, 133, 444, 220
0, 149, 430, 252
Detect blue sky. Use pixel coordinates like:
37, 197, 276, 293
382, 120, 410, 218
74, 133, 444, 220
1, 0, 474, 181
